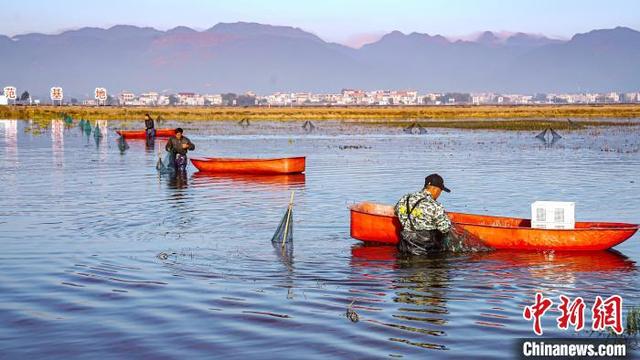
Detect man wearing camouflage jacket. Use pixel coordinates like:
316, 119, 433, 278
394, 173, 452, 255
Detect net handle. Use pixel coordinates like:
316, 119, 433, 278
281, 191, 295, 249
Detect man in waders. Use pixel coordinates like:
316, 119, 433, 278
145, 113, 156, 140
165, 128, 195, 172
394, 173, 452, 255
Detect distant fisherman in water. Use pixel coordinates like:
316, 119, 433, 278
165, 128, 195, 172
394, 173, 451, 255
145, 113, 156, 140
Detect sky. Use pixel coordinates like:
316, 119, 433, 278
1, 0, 639, 47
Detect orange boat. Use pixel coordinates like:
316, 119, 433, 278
190, 156, 305, 175
350, 202, 639, 251
116, 128, 176, 139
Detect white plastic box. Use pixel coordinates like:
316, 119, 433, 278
531, 201, 575, 229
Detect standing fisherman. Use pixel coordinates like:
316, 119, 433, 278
165, 128, 195, 172
145, 113, 156, 140
394, 173, 452, 255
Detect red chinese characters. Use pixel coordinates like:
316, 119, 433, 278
592, 295, 623, 335
523, 292, 554, 335
557, 295, 586, 331
524, 293, 624, 336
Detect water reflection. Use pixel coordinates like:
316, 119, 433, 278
350, 245, 637, 352
51, 119, 64, 167
0, 119, 18, 161
468, 249, 636, 287
165, 172, 189, 190
191, 172, 306, 190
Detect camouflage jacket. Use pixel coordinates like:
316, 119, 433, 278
394, 190, 451, 233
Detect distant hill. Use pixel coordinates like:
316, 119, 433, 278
0, 22, 639, 98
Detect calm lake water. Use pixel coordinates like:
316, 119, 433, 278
1, 119, 639, 359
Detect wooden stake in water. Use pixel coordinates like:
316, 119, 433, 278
281, 191, 295, 249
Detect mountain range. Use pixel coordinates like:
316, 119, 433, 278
1, 22, 639, 98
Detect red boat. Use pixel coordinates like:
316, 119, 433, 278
191, 157, 305, 175
350, 202, 639, 251
116, 128, 177, 139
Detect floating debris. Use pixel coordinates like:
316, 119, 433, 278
346, 300, 359, 322
338, 145, 372, 150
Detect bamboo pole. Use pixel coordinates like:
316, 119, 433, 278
281, 191, 295, 249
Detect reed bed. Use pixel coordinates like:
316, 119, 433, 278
2, 104, 640, 130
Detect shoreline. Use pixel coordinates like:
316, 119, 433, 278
3, 104, 640, 131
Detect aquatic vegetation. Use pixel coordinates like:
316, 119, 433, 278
625, 307, 640, 337
2, 104, 640, 125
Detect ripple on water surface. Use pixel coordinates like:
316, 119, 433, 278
0, 119, 639, 359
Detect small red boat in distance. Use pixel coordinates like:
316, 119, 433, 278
116, 128, 177, 139
191, 156, 306, 175
350, 202, 639, 251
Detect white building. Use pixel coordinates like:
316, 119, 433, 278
139, 92, 160, 106
119, 91, 135, 105
0, 95, 7, 106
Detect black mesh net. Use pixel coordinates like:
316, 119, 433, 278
271, 205, 293, 246
535, 128, 548, 141
117, 136, 129, 153
442, 224, 493, 253
271, 193, 295, 265
156, 153, 176, 174
404, 122, 427, 134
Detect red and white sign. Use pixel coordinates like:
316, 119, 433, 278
50, 87, 64, 101
3, 86, 17, 100
94, 87, 107, 101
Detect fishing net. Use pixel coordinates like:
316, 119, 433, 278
549, 127, 562, 141
302, 120, 316, 132
443, 224, 492, 253
535, 127, 562, 145
83, 121, 92, 134
271, 192, 295, 247
117, 136, 129, 152
156, 153, 176, 174
271, 205, 293, 245
404, 122, 427, 134
93, 123, 102, 138
535, 128, 548, 141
